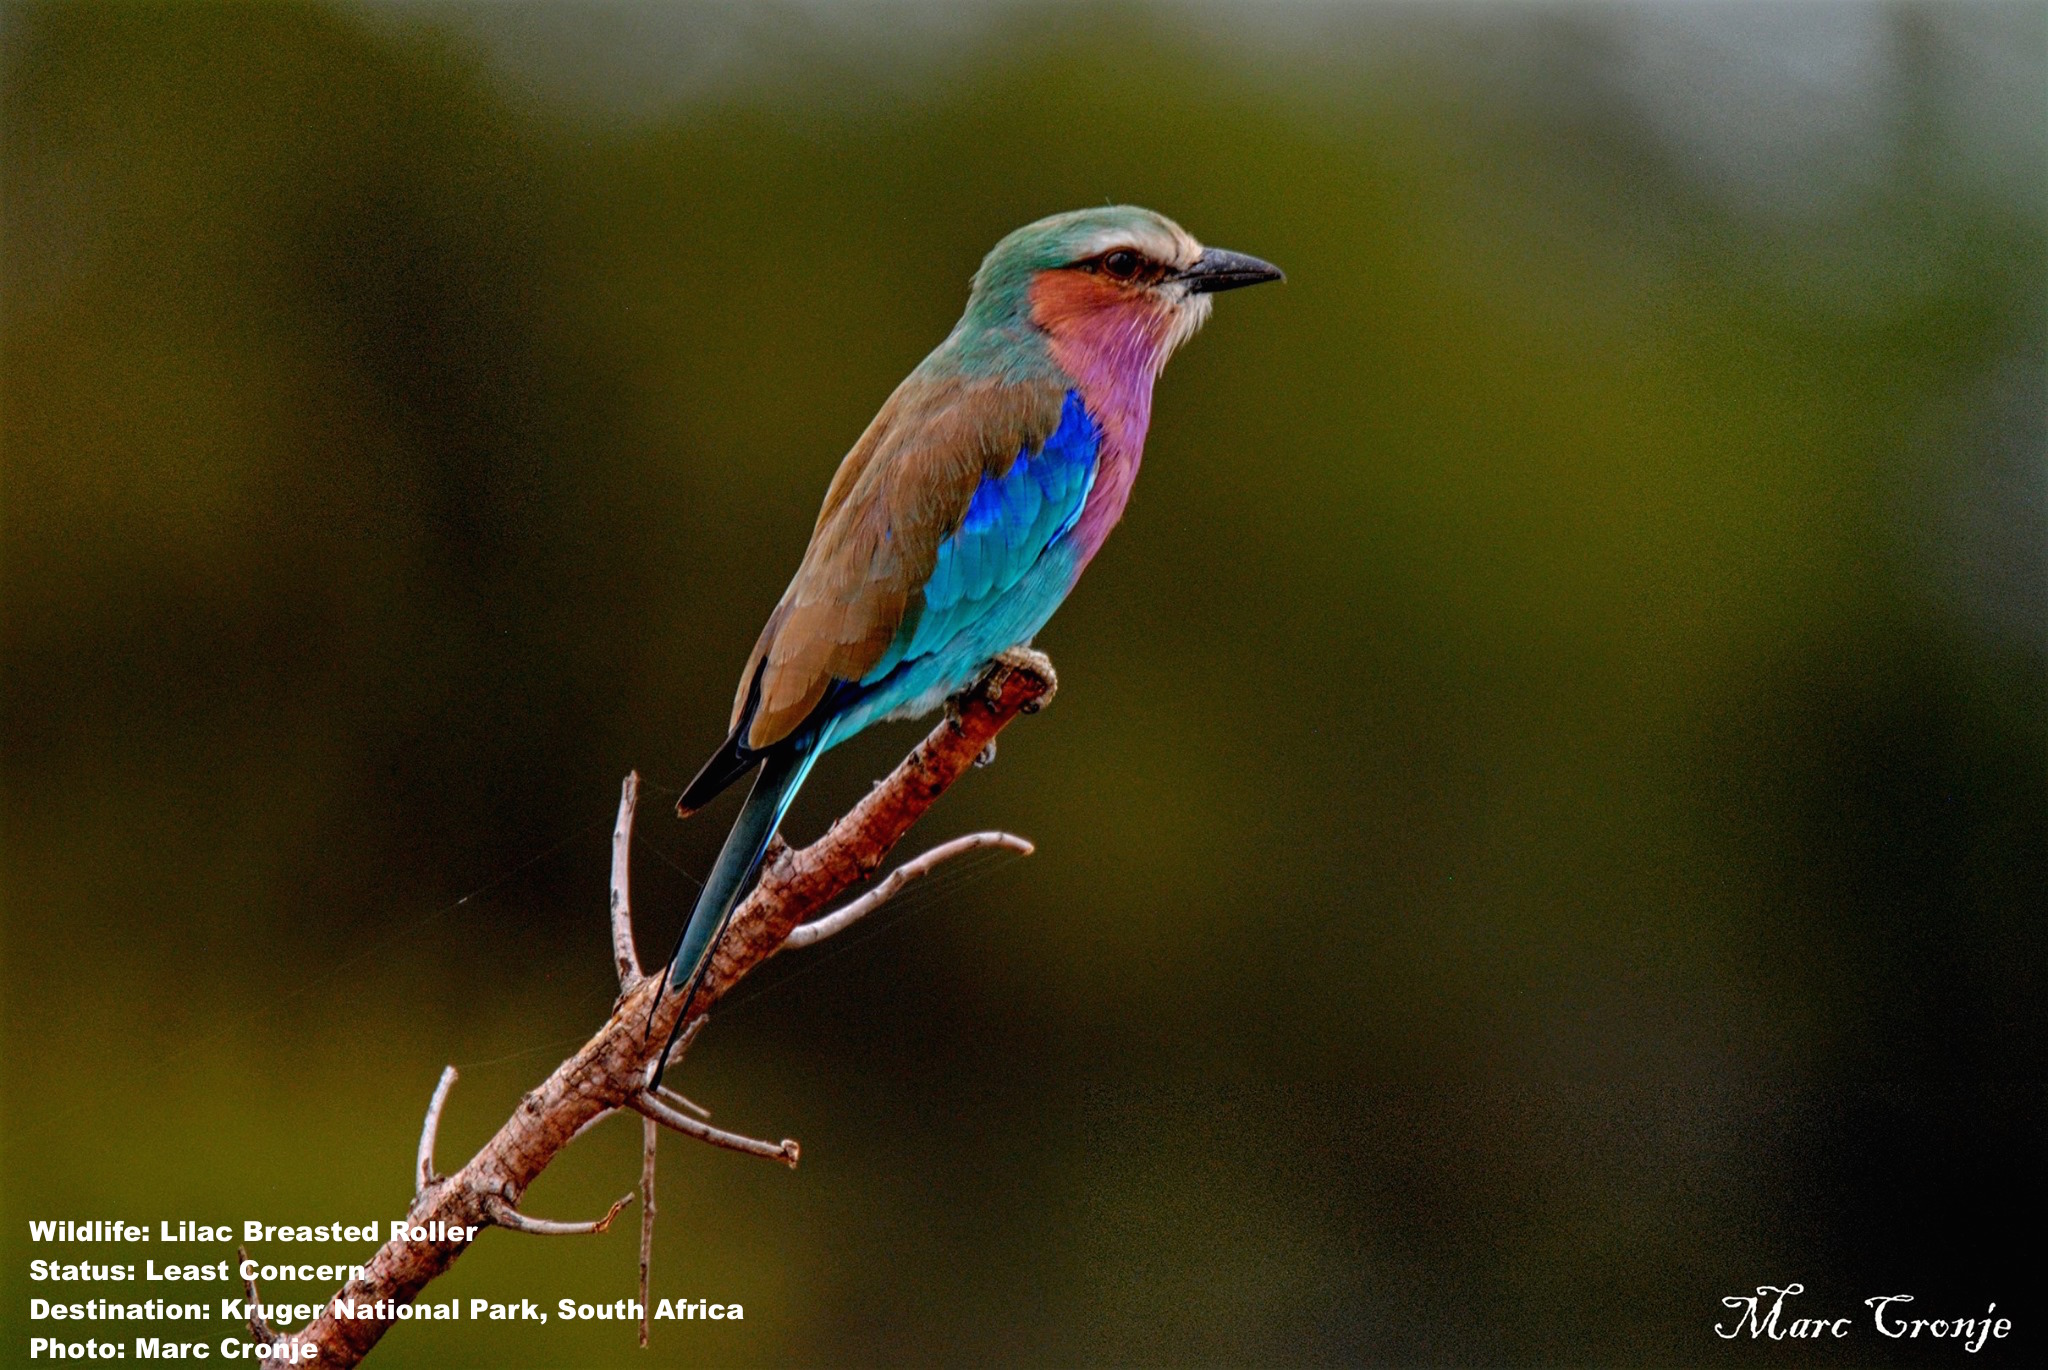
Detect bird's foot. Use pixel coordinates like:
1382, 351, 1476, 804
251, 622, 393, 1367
974, 740, 997, 768
984, 646, 1057, 712
948, 648, 1057, 725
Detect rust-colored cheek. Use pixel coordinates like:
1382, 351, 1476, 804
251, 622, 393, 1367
1026, 269, 1131, 335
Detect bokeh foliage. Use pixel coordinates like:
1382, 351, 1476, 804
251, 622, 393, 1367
3, 2, 2043, 1364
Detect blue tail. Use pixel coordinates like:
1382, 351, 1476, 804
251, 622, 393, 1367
649, 738, 821, 1078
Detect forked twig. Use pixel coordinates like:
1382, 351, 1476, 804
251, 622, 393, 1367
633, 1088, 800, 1168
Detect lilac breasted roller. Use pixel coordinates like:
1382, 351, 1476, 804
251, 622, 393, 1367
654, 206, 1281, 1066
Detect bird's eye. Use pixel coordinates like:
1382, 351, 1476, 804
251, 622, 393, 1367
1101, 249, 1143, 280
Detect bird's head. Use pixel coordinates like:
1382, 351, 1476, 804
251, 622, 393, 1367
962, 206, 1282, 384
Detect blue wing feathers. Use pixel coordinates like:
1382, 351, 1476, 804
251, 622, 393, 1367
1006, 469, 1043, 551
846, 390, 1098, 726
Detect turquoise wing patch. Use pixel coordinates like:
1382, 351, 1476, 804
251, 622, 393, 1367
863, 390, 1099, 683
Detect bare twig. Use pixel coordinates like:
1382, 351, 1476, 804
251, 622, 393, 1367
483, 1191, 632, 1236
563, 1092, 700, 1143
415, 1066, 458, 1196
784, 831, 1033, 950
633, 1089, 800, 1168
237, 1246, 282, 1346
638, 1115, 657, 1348
568, 1106, 617, 1142
257, 651, 1053, 1367
648, 1084, 717, 1122
643, 1015, 705, 1092
611, 771, 642, 989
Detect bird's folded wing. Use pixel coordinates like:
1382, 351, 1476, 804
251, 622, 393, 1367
737, 370, 1074, 749
871, 389, 1098, 675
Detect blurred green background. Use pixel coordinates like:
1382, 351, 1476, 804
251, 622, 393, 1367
4, 1, 2043, 1365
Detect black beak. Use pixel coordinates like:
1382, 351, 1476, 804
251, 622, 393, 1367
1179, 247, 1284, 294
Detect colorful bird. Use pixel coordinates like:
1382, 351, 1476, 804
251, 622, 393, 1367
654, 206, 1280, 1065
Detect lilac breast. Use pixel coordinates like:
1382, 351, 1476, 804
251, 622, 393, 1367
1053, 313, 1171, 572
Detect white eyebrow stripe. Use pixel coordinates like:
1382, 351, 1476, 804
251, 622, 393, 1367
1069, 225, 1201, 268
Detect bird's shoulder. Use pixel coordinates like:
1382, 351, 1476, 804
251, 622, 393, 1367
814, 361, 1071, 538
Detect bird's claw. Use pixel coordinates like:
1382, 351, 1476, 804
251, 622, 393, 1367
974, 741, 997, 768
947, 648, 1057, 722
985, 647, 1057, 707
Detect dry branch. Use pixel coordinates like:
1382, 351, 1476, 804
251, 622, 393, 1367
637, 1114, 657, 1348
482, 1191, 633, 1236
634, 1087, 799, 1166
253, 650, 1054, 1366
238, 1247, 282, 1348
414, 1067, 458, 1195
610, 771, 643, 987
783, 830, 1033, 950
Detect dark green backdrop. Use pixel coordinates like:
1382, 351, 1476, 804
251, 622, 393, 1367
4, 2, 2043, 1365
